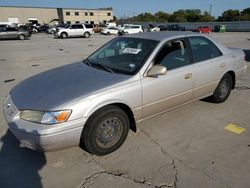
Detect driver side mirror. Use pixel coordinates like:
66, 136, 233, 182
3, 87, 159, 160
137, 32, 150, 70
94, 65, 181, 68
147, 65, 167, 77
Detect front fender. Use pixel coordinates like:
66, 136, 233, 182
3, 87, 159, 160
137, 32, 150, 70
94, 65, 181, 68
83, 98, 133, 119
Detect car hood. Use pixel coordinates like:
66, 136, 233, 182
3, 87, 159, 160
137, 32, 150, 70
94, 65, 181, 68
10, 62, 131, 110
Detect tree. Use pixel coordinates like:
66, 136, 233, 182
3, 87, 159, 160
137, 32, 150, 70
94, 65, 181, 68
185, 9, 201, 22
219, 9, 240, 21
242, 7, 250, 15
155, 11, 170, 22
240, 7, 250, 21
113, 16, 118, 22
134, 12, 156, 22
199, 11, 215, 22
168, 10, 187, 22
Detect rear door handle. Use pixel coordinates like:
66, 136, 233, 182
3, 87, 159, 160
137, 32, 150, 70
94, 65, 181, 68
185, 73, 192, 79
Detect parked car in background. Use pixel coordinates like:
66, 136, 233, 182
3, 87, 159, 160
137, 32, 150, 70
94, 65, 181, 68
18, 25, 33, 34
36, 24, 49, 32
168, 24, 186, 31
197, 26, 212, 33
118, 24, 143, 35
158, 25, 170, 31
48, 24, 70, 34
149, 24, 161, 32
4, 32, 247, 156
0, 24, 10, 31
101, 27, 119, 35
105, 22, 117, 28
0, 27, 31, 40
56, 23, 94, 39
214, 25, 226, 32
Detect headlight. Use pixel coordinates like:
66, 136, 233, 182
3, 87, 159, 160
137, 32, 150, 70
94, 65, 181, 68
20, 110, 71, 124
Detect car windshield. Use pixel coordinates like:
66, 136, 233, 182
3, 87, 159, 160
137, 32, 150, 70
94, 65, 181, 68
87, 37, 158, 75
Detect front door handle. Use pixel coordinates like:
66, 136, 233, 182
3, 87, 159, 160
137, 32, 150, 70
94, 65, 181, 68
185, 73, 192, 79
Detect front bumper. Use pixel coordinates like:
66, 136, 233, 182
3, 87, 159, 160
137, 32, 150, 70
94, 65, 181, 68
3, 95, 86, 151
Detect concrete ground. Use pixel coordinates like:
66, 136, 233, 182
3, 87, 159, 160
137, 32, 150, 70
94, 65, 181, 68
0, 32, 249, 188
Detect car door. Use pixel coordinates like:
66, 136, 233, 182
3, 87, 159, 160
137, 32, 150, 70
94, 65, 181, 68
6, 28, 19, 38
68, 24, 80, 36
0, 29, 5, 39
187, 36, 225, 99
75, 24, 84, 36
141, 38, 193, 118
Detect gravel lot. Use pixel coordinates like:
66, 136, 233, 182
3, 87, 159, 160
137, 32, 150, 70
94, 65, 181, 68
0, 32, 249, 188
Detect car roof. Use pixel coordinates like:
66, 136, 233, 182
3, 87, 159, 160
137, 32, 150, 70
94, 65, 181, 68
125, 31, 196, 41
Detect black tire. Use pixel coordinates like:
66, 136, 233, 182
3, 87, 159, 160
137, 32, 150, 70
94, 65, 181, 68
61, 32, 68, 39
81, 105, 129, 156
211, 73, 232, 103
51, 30, 55, 34
84, 32, 90, 38
107, 32, 110, 35
18, 34, 25, 40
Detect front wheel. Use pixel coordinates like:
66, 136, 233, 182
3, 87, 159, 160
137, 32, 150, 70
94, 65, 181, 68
61, 32, 68, 39
211, 73, 232, 103
18, 34, 25, 40
84, 32, 90, 38
81, 106, 129, 156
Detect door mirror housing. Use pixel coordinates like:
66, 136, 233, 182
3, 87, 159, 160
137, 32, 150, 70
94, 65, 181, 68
147, 65, 167, 77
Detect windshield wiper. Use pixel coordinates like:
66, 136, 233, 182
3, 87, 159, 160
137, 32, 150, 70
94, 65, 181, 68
93, 63, 114, 73
83, 59, 92, 67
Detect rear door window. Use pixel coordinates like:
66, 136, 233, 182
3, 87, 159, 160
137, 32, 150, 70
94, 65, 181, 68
188, 36, 222, 63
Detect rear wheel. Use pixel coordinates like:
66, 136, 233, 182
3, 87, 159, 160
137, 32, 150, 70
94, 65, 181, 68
106, 32, 111, 35
211, 73, 232, 103
81, 105, 129, 156
18, 34, 25, 40
51, 30, 55, 34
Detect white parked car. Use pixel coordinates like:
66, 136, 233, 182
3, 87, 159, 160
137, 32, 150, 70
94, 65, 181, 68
149, 25, 161, 32
118, 24, 143, 35
101, 27, 119, 35
106, 22, 117, 28
48, 24, 70, 34
56, 23, 94, 39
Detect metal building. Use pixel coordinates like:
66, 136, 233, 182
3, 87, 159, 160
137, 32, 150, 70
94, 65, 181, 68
0, 6, 114, 25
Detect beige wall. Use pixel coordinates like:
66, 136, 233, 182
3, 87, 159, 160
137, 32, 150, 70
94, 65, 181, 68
63, 9, 113, 24
0, 7, 58, 24
0, 6, 113, 25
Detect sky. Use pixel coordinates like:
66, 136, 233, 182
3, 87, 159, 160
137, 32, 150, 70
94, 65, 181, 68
0, 0, 249, 18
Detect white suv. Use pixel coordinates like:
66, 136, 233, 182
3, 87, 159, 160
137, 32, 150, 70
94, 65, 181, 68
56, 23, 94, 39
118, 25, 143, 35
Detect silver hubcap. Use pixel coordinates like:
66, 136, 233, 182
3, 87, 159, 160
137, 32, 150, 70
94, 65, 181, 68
219, 79, 229, 99
96, 117, 123, 148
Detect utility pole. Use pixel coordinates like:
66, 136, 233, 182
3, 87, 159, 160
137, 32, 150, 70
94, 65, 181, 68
209, 4, 213, 15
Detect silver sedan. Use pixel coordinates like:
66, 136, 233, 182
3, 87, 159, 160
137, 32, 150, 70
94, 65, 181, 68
3, 32, 247, 155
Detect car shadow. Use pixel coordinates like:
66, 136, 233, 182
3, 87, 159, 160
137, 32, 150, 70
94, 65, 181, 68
243, 49, 250, 62
0, 130, 46, 188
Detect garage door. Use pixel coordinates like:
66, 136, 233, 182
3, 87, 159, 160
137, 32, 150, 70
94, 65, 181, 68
8, 18, 19, 24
